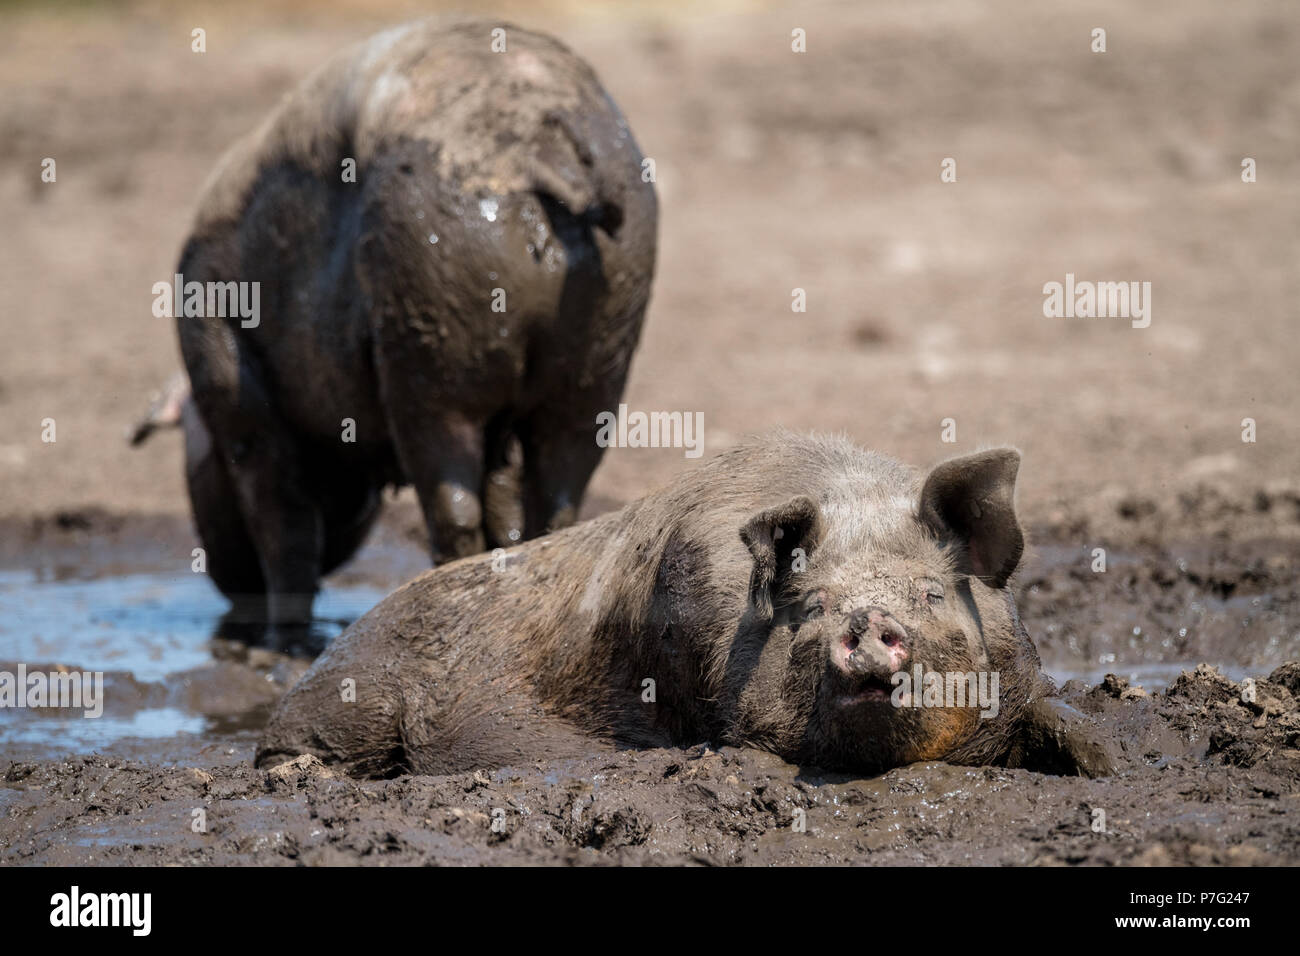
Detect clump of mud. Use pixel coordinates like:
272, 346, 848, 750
3, 665, 1298, 866
1072, 663, 1300, 780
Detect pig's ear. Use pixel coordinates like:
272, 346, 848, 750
739, 496, 822, 616
919, 449, 1024, 589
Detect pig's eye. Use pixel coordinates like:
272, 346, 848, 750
800, 592, 825, 619
925, 585, 945, 607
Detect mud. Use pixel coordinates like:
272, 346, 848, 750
3, 663, 1298, 866
2, 0, 1299, 864
3, 486, 1298, 864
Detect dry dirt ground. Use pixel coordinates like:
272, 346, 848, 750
1, 0, 1298, 865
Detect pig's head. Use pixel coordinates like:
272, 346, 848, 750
727, 448, 1042, 773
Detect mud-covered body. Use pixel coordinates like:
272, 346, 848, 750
174, 20, 657, 643
258, 433, 1112, 778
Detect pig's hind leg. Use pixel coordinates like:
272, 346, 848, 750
520, 382, 626, 536
257, 657, 407, 778
382, 404, 488, 564
481, 419, 525, 550
400, 682, 611, 775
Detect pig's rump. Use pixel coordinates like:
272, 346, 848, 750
182, 18, 654, 446
171, 18, 658, 637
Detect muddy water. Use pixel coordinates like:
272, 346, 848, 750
0, 567, 388, 760
1024, 541, 1299, 687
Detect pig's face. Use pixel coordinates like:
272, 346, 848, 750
734, 449, 1026, 772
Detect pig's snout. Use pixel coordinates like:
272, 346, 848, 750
835, 607, 910, 677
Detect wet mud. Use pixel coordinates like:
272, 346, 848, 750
3, 482, 1298, 866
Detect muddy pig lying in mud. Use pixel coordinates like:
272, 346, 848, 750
161, 20, 657, 645
258, 433, 1115, 778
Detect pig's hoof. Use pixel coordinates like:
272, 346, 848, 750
264, 622, 328, 659
1007, 696, 1119, 778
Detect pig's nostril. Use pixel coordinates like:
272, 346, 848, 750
879, 632, 900, 648
842, 634, 859, 653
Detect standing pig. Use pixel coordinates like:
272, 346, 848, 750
170, 20, 657, 646
257, 433, 1114, 778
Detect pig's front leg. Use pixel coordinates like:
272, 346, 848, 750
1007, 695, 1119, 778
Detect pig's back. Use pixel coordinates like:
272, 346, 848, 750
191, 22, 628, 227
656, 433, 920, 545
